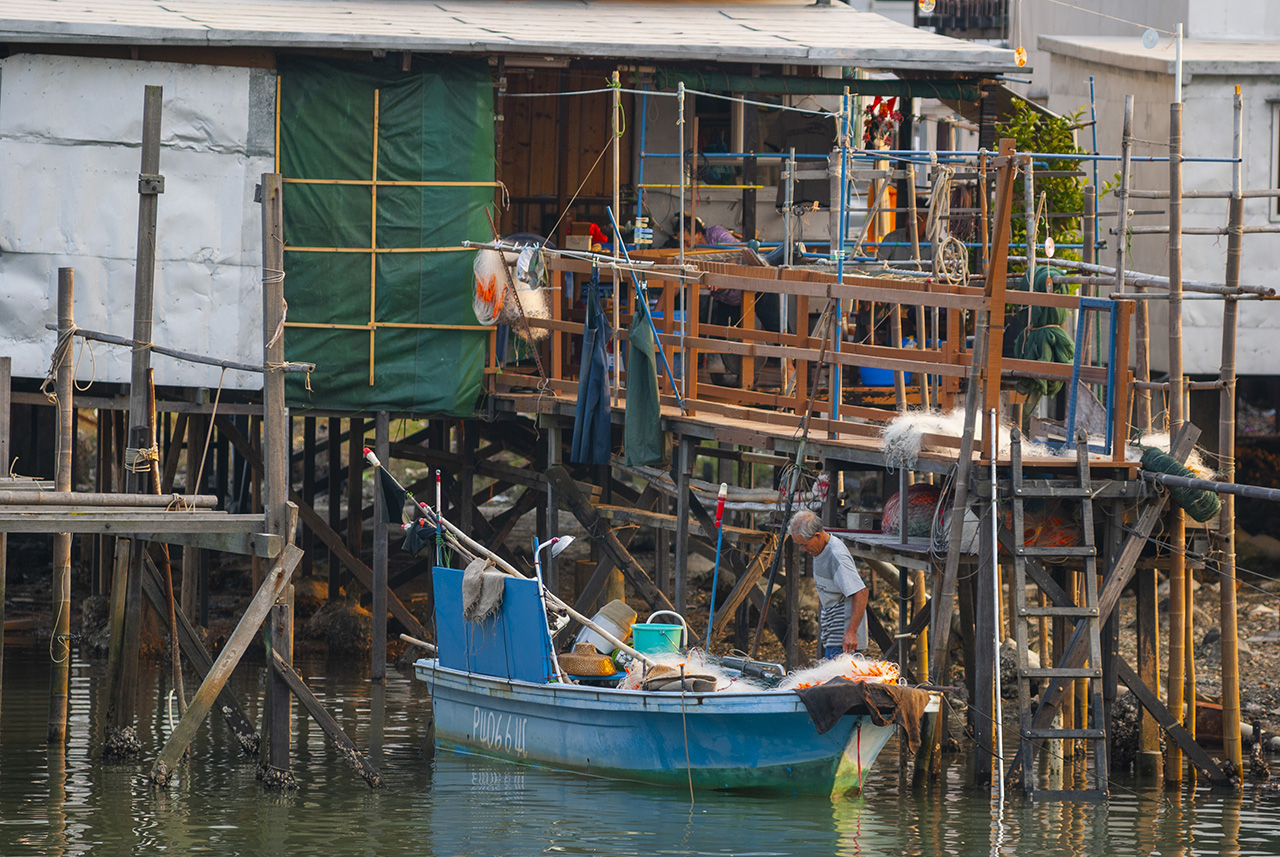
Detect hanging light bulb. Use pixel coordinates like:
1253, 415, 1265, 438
918, 0, 936, 13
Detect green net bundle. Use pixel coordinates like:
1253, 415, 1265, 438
1004, 266, 1075, 398
1139, 447, 1222, 523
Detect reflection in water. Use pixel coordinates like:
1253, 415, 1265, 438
4, 652, 1280, 856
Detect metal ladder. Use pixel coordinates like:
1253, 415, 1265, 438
1010, 428, 1109, 800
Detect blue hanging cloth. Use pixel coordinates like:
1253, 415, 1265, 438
570, 270, 613, 465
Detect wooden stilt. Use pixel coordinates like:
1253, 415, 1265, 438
327, 417, 342, 600
106, 84, 164, 760
268, 647, 383, 788
347, 416, 364, 592
302, 417, 316, 578
260, 172, 295, 788
181, 413, 205, 620
151, 542, 303, 785
673, 434, 694, 615
372, 411, 389, 683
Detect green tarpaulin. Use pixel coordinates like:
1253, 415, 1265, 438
277, 55, 495, 414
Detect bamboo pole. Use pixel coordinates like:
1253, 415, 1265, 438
48, 268, 74, 745
1219, 86, 1245, 777
1165, 101, 1187, 786
1117, 96, 1152, 433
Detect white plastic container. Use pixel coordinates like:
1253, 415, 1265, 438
574, 599, 637, 654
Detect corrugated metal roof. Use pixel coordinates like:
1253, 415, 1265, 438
0, 1, 1020, 73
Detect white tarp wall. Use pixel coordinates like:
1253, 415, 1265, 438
0, 54, 275, 390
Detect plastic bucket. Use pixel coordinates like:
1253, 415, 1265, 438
631, 623, 683, 655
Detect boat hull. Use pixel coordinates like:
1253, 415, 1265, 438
415, 659, 895, 795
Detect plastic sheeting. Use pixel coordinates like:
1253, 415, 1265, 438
0, 54, 275, 389
277, 56, 493, 415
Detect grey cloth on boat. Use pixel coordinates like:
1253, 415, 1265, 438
462, 557, 506, 622
794, 679, 931, 753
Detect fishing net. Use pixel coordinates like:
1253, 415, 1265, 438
1141, 446, 1222, 522
881, 482, 942, 538
779, 654, 900, 691
1004, 266, 1075, 398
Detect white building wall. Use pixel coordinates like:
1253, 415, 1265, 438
1048, 54, 1280, 375
0, 54, 274, 389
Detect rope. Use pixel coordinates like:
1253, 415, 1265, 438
125, 444, 160, 473
39, 322, 78, 404
192, 367, 227, 495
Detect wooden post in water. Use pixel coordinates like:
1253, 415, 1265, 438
106, 85, 164, 759
347, 416, 364, 592
1165, 101, 1186, 786
673, 433, 694, 615
0, 356, 8, 717
327, 417, 342, 600
372, 411, 389, 683
181, 412, 205, 619
1218, 87, 1245, 777
49, 268, 75, 745
260, 172, 296, 787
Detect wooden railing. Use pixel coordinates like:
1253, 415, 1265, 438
496, 254, 1134, 463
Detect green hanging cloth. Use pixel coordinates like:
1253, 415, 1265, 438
1004, 265, 1075, 398
624, 305, 664, 466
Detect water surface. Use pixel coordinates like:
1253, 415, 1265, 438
1, 646, 1277, 856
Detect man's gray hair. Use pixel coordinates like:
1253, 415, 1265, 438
788, 509, 823, 541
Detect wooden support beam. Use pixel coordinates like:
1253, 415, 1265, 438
596, 505, 769, 545
1115, 656, 1227, 785
140, 552, 258, 756
488, 485, 541, 548
213, 415, 428, 641
544, 466, 674, 614
268, 648, 384, 788
709, 537, 775, 640
151, 543, 303, 785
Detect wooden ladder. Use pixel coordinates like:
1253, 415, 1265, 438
1010, 428, 1109, 800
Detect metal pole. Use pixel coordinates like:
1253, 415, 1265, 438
990, 408, 1004, 801
1166, 100, 1187, 785
1023, 156, 1036, 278
611, 69, 622, 407
677, 82, 687, 392
1118, 95, 1152, 433
49, 267, 74, 745
1219, 86, 1245, 776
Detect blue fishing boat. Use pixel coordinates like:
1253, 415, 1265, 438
413, 566, 931, 796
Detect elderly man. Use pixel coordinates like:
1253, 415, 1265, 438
788, 509, 868, 659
